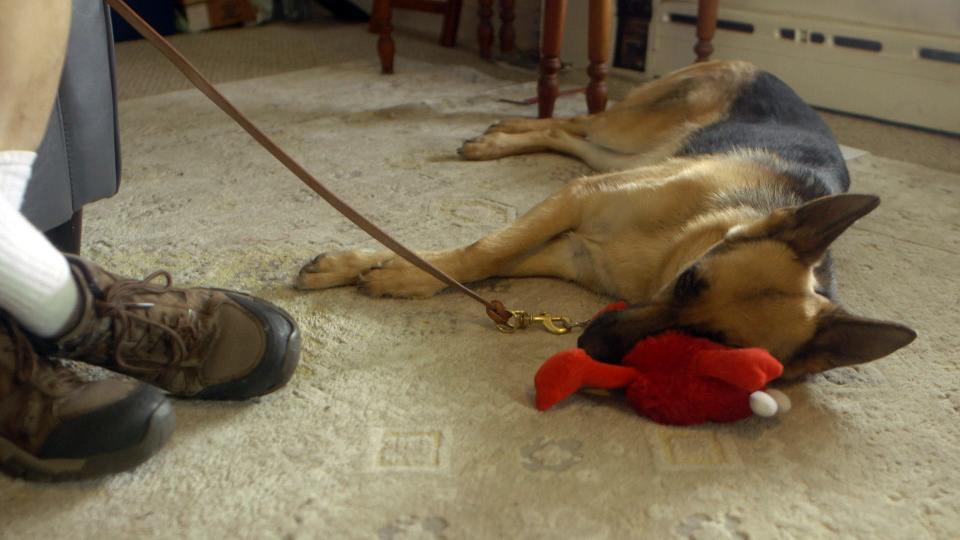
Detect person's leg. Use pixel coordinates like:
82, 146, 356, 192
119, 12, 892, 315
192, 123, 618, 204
0, 0, 81, 338
0, 197, 81, 337
0, 1, 300, 403
0, 0, 68, 206
0, 0, 70, 151
0, 0, 174, 482
0, 152, 36, 210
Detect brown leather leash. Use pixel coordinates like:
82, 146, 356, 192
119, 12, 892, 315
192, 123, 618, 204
105, 0, 587, 334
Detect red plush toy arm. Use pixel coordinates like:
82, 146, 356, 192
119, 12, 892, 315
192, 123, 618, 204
534, 348, 639, 411
692, 347, 784, 391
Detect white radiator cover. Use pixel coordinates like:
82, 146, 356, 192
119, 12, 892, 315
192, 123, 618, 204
646, 0, 960, 133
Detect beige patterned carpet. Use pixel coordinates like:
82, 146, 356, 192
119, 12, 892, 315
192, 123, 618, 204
1, 53, 958, 538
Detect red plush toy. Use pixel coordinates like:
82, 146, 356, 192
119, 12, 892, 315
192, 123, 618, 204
534, 302, 791, 425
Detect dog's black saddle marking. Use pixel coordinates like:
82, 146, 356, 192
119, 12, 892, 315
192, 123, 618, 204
679, 71, 850, 201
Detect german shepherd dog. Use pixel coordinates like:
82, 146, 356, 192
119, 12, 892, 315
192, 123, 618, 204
297, 60, 916, 378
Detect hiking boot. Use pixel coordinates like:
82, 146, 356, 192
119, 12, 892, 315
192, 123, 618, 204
0, 314, 174, 481
42, 256, 300, 400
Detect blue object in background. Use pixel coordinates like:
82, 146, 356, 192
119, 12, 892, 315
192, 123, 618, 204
109, 0, 177, 41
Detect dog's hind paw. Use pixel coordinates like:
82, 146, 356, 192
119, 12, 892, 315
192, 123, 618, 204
484, 118, 539, 134
457, 137, 482, 159
458, 133, 511, 161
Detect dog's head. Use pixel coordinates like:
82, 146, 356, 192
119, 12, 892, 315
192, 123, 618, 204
578, 193, 916, 378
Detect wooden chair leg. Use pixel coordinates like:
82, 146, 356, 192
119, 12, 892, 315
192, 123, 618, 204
538, 0, 567, 118
478, 0, 494, 59
372, 0, 395, 74
440, 0, 462, 47
499, 0, 515, 53
694, 0, 719, 62
586, 0, 611, 113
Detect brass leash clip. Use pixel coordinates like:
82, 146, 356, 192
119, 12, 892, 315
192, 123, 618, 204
496, 310, 589, 335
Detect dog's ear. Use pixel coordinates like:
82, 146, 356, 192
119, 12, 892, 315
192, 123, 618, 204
773, 194, 880, 264
783, 309, 917, 378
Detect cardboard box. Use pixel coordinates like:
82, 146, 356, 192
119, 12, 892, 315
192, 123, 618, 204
180, 0, 256, 32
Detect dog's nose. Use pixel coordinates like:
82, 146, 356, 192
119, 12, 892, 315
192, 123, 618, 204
578, 302, 677, 363
577, 311, 629, 364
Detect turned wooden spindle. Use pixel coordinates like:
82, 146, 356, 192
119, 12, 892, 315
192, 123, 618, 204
694, 0, 719, 62
499, 0, 516, 53
371, 1, 464, 74
372, 0, 395, 74
586, 0, 611, 113
538, 0, 567, 118
478, 0, 494, 59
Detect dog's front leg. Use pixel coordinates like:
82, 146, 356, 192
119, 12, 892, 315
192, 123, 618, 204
297, 183, 587, 297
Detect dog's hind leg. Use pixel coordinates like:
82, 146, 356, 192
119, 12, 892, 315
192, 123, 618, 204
483, 115, 591, 135
462, 60, 759, 171
459, 129, 644, 172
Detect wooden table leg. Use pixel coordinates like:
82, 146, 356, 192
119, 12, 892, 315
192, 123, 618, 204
499, 0, 516, 53
372, 0, 395, 74
695, 0, 719, 62
586, 0, 612, 113
478, 0, 494, 59
538, 0, 567, 118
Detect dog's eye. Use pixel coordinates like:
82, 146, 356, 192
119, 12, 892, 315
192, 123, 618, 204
674, 266, 705, 301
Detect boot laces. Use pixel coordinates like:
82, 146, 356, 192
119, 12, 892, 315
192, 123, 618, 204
97, 271, 207, 377
1, 316, 77, 397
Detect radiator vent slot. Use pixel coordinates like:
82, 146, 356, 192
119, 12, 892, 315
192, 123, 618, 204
919, 47, 960, 65
668, 13, 754, 34
834, 35, 882, 52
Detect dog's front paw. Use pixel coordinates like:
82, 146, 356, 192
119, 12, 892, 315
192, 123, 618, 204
356, 259, 446, 298
296, 250, 385, 290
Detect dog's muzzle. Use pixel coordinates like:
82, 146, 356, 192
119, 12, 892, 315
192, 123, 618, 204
577, 302, 676, 364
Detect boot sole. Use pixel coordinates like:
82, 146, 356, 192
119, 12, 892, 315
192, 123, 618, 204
0, 398, 175, 482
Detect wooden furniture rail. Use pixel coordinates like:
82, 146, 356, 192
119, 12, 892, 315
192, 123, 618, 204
372, 0, 719, 119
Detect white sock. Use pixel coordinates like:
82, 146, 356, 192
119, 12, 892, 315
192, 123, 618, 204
0, 151, 37, 209
0, 192, 81, 338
